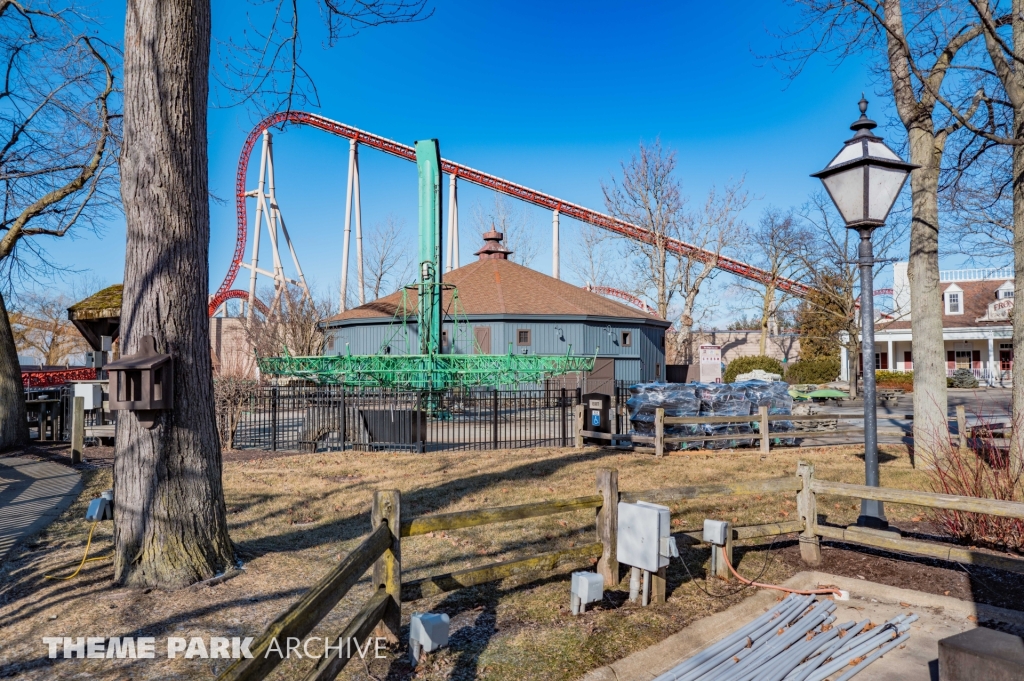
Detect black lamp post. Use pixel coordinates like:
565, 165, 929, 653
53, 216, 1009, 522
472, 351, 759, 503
812, 96, 918, 530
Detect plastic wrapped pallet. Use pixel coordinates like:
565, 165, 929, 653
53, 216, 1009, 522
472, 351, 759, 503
626, 383, 702, 449
735, 379, 796, 446
628, 380, 796, 451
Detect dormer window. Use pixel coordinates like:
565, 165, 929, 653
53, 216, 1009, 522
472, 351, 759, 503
944, 284, 964, 315
997, 281, 1015, 300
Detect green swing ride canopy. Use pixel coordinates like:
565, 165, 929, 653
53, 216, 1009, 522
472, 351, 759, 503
256, 138, 596, 389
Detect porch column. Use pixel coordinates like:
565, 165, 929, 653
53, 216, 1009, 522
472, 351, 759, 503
989, 337, 996, 386
887, 338, 893, 371
840, 345, 849, 381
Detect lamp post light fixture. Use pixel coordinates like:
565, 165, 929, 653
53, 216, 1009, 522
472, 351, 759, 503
812, 96, 919, 530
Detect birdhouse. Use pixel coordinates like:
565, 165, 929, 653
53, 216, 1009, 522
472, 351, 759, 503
105, 335, 173, 428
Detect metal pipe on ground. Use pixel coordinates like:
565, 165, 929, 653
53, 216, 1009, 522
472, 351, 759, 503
784, 620, 867, 681
833, 632, 910, 681
715, 603, 836, 681
666, 596, 813, 681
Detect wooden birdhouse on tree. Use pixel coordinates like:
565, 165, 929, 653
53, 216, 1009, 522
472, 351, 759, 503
106, 335, 173, 428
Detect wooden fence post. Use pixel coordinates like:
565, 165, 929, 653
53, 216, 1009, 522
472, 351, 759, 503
710, 521, 733, 581
372, 490, 401, 644
655, 407, 665, 457
652, 566, 667, 604
956, 404, 968, 451
595, 468, 618, 588
71, 396, 84, 465
759, 405, 770, 455
796, 462, 821, 566
575, 404, 584, 448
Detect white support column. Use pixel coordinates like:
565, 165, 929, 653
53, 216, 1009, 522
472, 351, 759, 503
887, 337, 893, 371
447, 175, 459, 272
989, 337, 996, 386
353, 143, 365, 305
246, 131, 270, 320
552, 209, 560, 280
840, 345, 849, 382
340, 139, 356, 312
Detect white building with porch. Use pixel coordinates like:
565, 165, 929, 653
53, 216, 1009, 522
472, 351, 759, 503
840, 264, 1013, 386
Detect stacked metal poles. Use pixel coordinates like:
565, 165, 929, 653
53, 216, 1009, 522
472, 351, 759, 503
653, 594, 915, 681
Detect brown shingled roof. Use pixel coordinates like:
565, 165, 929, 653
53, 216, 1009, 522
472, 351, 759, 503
324, 258, 666, 324
877, 279, 1011, 331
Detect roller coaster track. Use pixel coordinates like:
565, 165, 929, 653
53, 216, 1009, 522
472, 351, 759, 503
582, 284, 657, 315
210, 111, 811, 315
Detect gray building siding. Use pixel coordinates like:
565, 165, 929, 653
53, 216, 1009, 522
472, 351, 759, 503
324, 315, 669, 383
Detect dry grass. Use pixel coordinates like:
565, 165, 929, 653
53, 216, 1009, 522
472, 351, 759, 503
0, 443, 928, 680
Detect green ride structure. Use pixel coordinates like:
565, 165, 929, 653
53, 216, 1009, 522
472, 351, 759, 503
257, 139, 596, 389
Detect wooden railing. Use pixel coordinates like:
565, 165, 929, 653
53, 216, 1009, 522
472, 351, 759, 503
216, 491, 400, 681
221, 462, 1024, 680
577, 404, 890, 456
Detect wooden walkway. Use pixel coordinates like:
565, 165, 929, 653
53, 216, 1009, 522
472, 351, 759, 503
0, 457, 82, 563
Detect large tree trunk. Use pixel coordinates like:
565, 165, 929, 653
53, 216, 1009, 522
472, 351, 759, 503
114, 0, 233, 587
906, 128, 948, 468
0, 291, 28, 450
1012, 130, 1024, 470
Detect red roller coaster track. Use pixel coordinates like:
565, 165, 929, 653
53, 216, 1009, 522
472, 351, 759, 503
210, 111, 812, 315
583, 284, 657, 315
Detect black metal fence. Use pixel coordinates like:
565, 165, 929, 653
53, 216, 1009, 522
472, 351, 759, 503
221, 384, 632, 453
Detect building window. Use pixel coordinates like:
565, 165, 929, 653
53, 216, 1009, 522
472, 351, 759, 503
1000, 343, 1014, 370
620, 331, 632, 347
517, 329, 531, 346
946, 292, 961, 314
954, 350, 972, 369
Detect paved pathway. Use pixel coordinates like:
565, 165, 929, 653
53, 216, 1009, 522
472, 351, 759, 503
0, 456, 82, 563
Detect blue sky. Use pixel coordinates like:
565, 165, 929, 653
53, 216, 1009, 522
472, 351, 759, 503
46, 0, 920, 318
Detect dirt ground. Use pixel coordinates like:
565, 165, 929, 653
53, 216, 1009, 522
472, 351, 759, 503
1, 441, 1022, 681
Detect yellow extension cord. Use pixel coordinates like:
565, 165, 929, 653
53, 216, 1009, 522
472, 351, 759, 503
44, 521, 113, 581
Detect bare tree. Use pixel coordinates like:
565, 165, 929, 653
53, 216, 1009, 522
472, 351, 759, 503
0, 1, 118, 450
215, 0, 431, 115
937, 0, 1024, 467
11, 290, 90, 365
603, 139, 749, 363
471, 194, 539, 268
778, 0, 992, 465
116, 0, 431, 587
733, 207, 810, 355
569, 221, 619, 288
243, 284, 333, 359
602, 139, 684, 320
365, 214, 413, 300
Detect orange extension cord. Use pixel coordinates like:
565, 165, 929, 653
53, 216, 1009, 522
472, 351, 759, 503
719, 545, 845, 597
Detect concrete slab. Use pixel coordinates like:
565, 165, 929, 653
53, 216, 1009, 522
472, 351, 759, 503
0, 456, 82, 562
580, 571, 1024, 681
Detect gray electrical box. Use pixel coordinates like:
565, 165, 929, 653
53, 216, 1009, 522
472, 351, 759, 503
703, 519, 729, 546
73, 383, 103, 411
617, 501, 677, 572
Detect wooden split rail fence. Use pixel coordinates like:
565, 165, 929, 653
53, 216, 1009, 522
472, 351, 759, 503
576, 405, 897, 456
220, 464, 1024, 680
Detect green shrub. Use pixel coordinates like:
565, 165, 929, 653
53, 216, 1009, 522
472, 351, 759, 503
724, 355, 784, 383
875, 370, 914, 391
949, 368, 979, 389
784, 357, 841, 384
